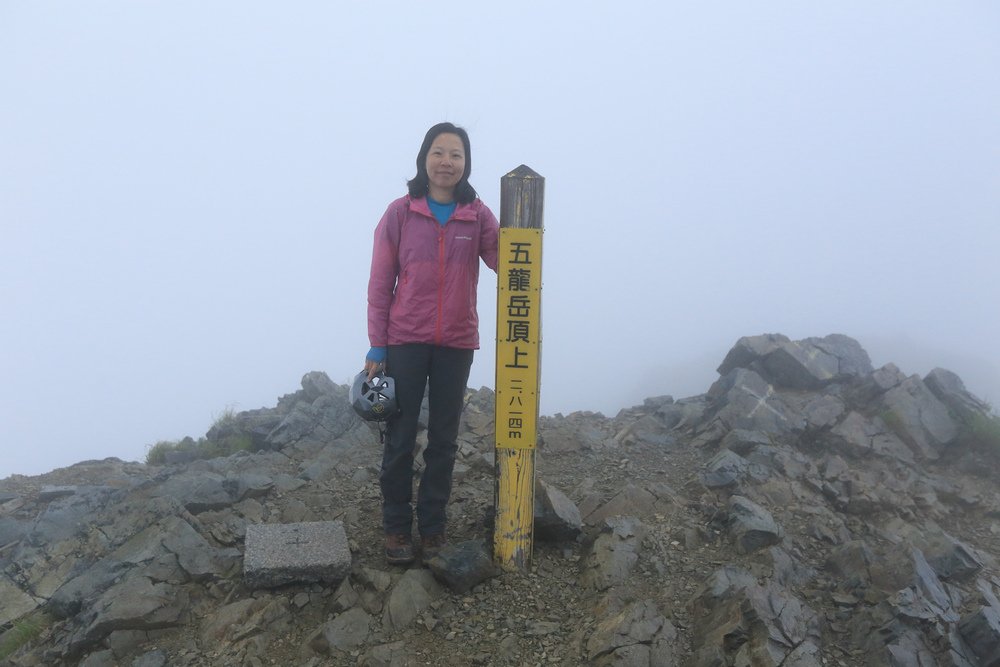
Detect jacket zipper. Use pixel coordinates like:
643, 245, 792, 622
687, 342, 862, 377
435, 230, 445, 345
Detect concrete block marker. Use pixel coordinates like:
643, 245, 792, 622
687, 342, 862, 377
243, 521, 351, 588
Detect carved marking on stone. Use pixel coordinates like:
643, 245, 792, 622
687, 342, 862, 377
739, 385, 786, 421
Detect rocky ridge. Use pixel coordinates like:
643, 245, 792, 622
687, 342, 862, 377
1, 333, 1000, 666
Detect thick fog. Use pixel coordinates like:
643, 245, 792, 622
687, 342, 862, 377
2, 3, 998, 478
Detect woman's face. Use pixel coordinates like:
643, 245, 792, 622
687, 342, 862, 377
425, 133, 466, 198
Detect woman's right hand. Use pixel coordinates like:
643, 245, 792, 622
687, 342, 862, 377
365, 358, 384, 380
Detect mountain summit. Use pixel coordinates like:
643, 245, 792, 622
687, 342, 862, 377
2, 333, 999, 666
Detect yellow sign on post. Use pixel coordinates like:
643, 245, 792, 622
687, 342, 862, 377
495, 227, 542, 449
494, 164, 544, 572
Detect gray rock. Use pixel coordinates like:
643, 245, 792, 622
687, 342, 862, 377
28, 486, 116, 545
0, 575, 41, 625
424, 539, 498, 594
800, 393, 845, 429
160, 516, 233, 581
613, 414, 678, 448
691, 572, 821, 667
79, 649, 117, 667
586, 599, 677, 666
206, 407, 284, 451
891, 549, 959, 623
643, 394, 673, 409
69, 575, 188, 654
958, 606, 1000, 667
877, 623, 941, 667
912, 529, 983, 581
948, 626, 986, 667
925, 367, 993, 424
718, 334, 872, 393
580, 517, 646, 592
154, 471, 234, 513
806, 333, 874, 378
717, 333, 791, 376
267, 392, 362, 449
330, 577, 361, 614
131, 650, 168, 667
105, 629, 151, 658
199, 597, 290, 647
38, 485, 78, 501
720, 429, 772, 455
727, 495, 783, 554
882, 376, 958, 459
761, 340, 842, 390
539, 413, 609, 452
200, 598, 263, 644
298, 457, 338, 483
700, 450, 750, 489
873, 363, 908, 391
656, 399, 706, 431
586, 484, 659, 525
308, 607, 372, 654
767, 546, 817, 588
0, 517, 26, 549
828, 411, 914, 463
707, 369, 806, 436
223, 472, 274, 501
355, 567, 393, 615
534, 479, 583, 541
301, 370, 340, 400
243, 521, 351, 588
48, 558, 131, 618
382, 569, 441, 633
362, 641, 412, 667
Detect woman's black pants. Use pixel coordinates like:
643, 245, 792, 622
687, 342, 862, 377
381, 344, 473, 537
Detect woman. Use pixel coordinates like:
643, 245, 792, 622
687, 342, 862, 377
365, 122, 499, 564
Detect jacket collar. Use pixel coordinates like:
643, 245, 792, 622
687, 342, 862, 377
408, 195, 478, 223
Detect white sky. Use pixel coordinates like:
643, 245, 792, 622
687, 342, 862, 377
2, 2, 998, 478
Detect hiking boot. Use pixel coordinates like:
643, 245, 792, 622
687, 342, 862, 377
421, 533, 447, 560
385, 533, 414, 565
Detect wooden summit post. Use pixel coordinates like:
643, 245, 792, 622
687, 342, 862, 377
494, 165, 544, 571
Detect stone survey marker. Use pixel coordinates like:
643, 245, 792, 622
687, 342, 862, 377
243, 521, 350, 588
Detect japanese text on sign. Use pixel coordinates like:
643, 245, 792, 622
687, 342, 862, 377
495, 227, 543, 449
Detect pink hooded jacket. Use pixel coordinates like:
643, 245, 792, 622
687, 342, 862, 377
367, 195, 499, 349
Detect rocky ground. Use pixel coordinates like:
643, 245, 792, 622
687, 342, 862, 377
2, 333, 1000, 666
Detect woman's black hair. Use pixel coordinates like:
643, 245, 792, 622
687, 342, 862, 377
407, 122, 478, 204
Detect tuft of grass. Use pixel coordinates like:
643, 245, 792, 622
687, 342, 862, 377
959, 407, 1000, 455
210, 405, 238, 432
145, 439, 181, 466
0, 612, 52, 661
145, 407, 258, 466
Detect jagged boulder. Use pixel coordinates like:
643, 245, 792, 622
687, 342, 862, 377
534, 479, 583, 541
727, 495, 784, 554
690, 567, 822, 666
539, 411, 611, 452
586, 599, 678, 666
926, 367, 995, 424
424, 539, 498, 593
307, 607, 373, 655
881, 376, 959, 459
959, 606, 1000, 666
706, 368, 806, 436
718, 333, 872, 390
580, 517, 646, 592
382, 569, 442, 633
